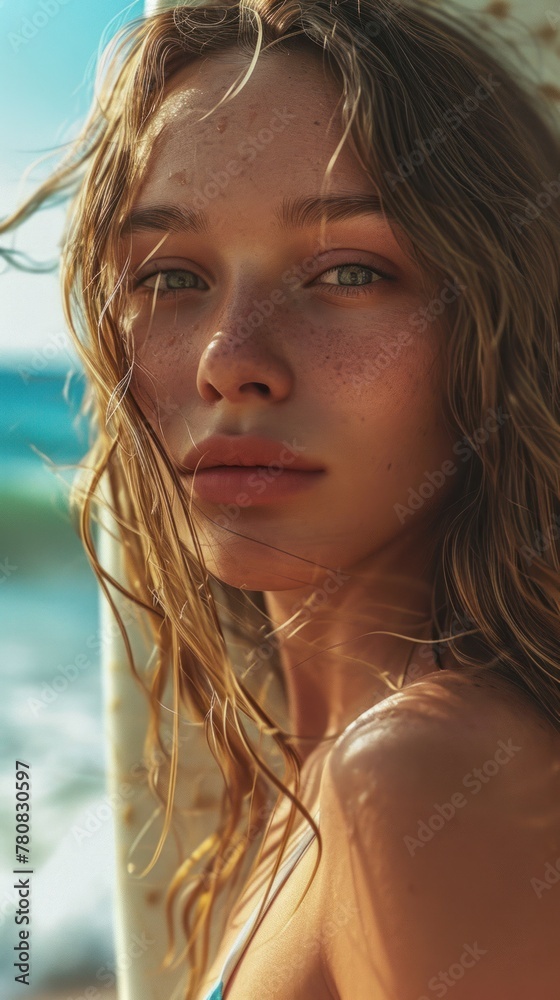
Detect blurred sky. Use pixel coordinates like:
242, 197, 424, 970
0, 0, 143, 362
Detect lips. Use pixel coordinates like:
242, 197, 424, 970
178, 434, 326, 506
180, 434, 325, 473
184, 465, 325, 505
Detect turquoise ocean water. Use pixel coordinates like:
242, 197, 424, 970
0, 363, 117, 998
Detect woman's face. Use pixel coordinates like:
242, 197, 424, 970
120, 48, 459, 592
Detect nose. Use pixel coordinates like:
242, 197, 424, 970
195, 289, 294, 405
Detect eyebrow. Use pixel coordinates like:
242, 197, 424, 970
119, 194, 389, 236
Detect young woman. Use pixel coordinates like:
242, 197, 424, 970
3, 0, 560, 997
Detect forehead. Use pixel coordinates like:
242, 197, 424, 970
135, 49, 370, 200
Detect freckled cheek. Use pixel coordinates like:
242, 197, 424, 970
126, 319, 196, 431
315, 321, 434, 400
378, 371, 455, 487
327, 330, 449, 474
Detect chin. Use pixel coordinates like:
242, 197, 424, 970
193, 527, 320, 593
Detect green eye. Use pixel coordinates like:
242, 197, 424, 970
162, 270, 199, 289
135, 268, 206, 298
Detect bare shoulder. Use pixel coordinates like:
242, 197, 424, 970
316, 669, 560, 1000
326, 666, 560, 794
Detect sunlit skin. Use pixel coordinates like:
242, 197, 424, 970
120, 49, 465, 762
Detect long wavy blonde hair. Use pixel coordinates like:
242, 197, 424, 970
2, 0, 560, 995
